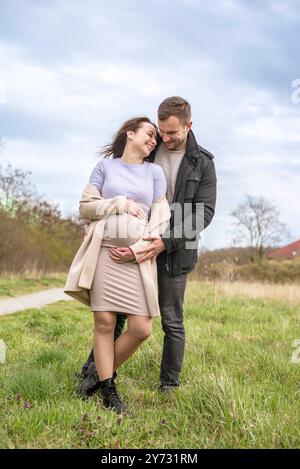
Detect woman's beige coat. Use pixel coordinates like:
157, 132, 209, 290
64, 183, 171, 317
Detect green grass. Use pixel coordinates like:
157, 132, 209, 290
0, 274, 66, 298
0, 281, 299, 448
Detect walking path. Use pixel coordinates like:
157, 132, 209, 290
0, 288, 72, 316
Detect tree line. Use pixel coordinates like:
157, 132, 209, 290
0, 148, 290, 276
0, 162, 83, 276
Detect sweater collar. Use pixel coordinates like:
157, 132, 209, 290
148, 129, 200, 163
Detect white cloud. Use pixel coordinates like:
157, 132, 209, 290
0, 78, 6, 103
1, 1, 300, 249
0, 40, 178, 136
2, 135, 97, 211
269, 0, 300, 20
236, 114, 300, 142
177, 0, 252, 17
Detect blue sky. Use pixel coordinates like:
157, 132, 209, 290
0, 0, 299, 249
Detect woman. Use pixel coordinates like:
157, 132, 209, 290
64, 117, 170, 413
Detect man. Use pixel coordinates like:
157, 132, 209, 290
77, 96, 217, 395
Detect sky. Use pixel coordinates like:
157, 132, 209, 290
0, 0, 299, 249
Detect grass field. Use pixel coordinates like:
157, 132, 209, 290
0, 274, 66, 298
0, 281, 299, 448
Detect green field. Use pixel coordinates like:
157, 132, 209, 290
0, 281, 299, 448
0, 274, 66, 298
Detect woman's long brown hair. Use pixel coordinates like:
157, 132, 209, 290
98, 117, 157, 159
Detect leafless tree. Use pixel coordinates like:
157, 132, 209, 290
0, 163, 36, 214
231, 194, 289, 262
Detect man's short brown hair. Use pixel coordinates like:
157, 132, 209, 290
158, 96, 191, 124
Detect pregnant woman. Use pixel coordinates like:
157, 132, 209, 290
65, 117, 170, 413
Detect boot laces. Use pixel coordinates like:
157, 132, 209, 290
105, 384, 122, 408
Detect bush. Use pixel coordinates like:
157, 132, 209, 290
0, 163, 84, 275
0, 208, 83, 275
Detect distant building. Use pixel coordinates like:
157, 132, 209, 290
267, 240, 300, 260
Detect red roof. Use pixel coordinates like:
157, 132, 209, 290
267, 239, 300, 259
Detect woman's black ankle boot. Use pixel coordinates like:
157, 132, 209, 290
99, 378, 127, 414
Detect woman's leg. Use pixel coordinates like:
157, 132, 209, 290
80, 314, 127, 380
93, 311, 116, 381
113, 315, 152, 371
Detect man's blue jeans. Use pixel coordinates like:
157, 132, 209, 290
157, 254, 188, 386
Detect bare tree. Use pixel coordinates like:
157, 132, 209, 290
231, 194, 289, 262
0, 163, 36, 214
0, 163, 64, 229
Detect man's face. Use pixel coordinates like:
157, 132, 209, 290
158, 116, 192, 151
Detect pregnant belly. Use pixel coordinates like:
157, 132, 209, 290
102, 213, 147, 247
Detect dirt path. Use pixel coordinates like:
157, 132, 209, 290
0, 288, 72, 316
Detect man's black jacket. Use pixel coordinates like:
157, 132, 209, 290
148, 130, 217, 277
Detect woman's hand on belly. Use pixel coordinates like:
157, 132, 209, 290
125, 199, 145, 219
109, 246, 135, 263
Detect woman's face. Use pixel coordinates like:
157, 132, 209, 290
129, 122, 157, 157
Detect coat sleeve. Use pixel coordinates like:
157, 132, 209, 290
129, 196, 171, 263
79, 183, 127, 221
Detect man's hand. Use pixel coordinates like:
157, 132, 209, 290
109, 247, 135, 263
136, 236, 166, 263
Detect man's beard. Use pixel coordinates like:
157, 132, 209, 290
164, 137, 185, 151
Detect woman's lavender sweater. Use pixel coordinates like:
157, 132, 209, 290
89, 158, 167, 214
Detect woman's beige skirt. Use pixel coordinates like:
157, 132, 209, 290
89, 212, 150, 316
